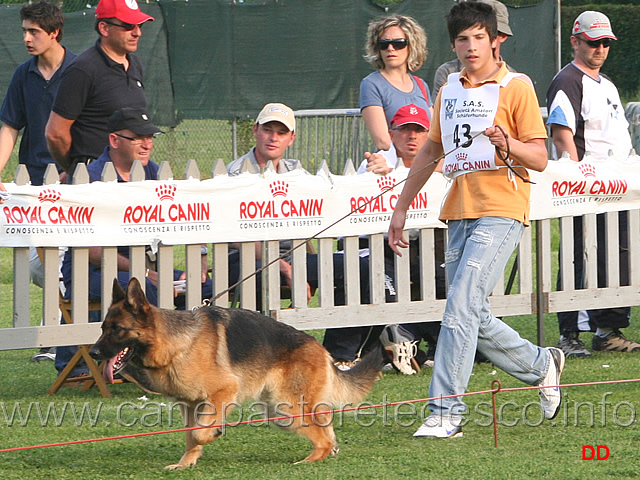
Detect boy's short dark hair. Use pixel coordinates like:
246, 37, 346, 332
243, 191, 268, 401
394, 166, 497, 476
446, 1, 498, 44
20, 1, 64, 43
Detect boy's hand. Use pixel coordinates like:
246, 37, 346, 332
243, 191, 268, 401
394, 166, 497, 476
484, 125, 508, 151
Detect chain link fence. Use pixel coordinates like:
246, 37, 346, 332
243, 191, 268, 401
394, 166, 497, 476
152, 112, 375, 178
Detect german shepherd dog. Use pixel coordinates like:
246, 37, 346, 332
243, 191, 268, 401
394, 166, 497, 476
90, 278, 383, 470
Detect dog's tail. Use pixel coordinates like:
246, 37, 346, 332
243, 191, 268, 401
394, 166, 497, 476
329, 346, 385, 405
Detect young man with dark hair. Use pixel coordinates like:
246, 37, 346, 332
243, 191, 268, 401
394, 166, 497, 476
0, 1, 75, 190
388, 1, 563, 438
433, 0, 515, 98
0, 1, 77, 362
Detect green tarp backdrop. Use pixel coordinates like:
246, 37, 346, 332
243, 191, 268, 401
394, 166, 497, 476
0, 0, 557, 126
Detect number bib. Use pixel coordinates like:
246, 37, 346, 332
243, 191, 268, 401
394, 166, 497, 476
441, 72, 516, 178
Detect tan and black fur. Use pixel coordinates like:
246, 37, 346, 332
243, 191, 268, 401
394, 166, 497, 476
90, 278, 383, 470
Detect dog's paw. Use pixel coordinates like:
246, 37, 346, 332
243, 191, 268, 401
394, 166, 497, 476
164, 463, 191, 471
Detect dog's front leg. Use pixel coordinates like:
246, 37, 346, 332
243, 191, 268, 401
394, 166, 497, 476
165, 404, 204, 470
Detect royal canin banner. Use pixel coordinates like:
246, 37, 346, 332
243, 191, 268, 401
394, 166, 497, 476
529, 155, 640, 216
1, 156, 639, 247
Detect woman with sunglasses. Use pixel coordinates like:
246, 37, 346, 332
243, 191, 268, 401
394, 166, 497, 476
360, 14, 430, 151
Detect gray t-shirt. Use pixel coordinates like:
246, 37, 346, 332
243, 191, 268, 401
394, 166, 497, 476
227, 147, 299, 175
359, 71, 431, 124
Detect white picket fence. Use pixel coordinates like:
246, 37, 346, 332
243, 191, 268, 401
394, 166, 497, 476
1, 161, 639, 351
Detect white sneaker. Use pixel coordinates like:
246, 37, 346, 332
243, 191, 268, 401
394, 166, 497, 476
413, 415, 463, 438
31, 347, 56, 362
380, 325, 419, 375
538, 347, 565, 419
333, 358, 358, 371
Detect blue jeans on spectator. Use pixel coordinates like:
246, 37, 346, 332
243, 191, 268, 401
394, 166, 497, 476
429, 217, 549, 418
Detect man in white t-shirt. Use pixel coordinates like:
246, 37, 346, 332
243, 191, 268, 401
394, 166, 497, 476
546, 11, 639, 358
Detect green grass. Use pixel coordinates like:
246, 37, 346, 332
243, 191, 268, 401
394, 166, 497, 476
2, 189, 639, 478
1, 309, 640, 478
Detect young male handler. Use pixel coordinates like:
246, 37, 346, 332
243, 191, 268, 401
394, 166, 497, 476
388, 1, 564, 438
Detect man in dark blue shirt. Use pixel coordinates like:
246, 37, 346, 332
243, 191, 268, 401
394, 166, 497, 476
0, 2, 75, 191
0, 2, 76, 362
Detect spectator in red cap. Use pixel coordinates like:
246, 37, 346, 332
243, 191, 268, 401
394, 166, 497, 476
324, 104, 443, 374
45, 0, 154, 177
95, 0, 154, 25
358, 103, 430, 175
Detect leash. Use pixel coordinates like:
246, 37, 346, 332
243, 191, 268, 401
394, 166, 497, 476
210, 126, 517, 303
493, 125, 534, 185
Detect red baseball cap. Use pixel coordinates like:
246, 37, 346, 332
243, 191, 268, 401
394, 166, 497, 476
96, 0, 154, 25
391, 104, 430, 130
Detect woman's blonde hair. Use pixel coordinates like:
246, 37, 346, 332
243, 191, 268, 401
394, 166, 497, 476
363, 14, 427, 72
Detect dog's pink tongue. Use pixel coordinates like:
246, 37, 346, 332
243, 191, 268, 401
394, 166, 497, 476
103, 357, 116, 384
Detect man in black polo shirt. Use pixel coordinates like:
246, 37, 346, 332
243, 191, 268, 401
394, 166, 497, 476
45, 0, 153, 175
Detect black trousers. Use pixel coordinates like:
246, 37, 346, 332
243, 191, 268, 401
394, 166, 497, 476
556, 212, 631, 334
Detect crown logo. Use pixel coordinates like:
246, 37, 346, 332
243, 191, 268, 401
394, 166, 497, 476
579, 163, 596, 178
155, 183, 176, 201
455, 152, 468, 162
38, 188, 61, 203
377, 176, 395, 192
269, 180, 288, 197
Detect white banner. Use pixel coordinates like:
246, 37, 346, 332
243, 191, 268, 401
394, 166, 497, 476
0, 167, 447, 247
2, 155, 639, 248
529, 154, 640, 218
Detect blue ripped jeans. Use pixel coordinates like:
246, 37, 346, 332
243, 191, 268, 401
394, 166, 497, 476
428, 217, 550, 418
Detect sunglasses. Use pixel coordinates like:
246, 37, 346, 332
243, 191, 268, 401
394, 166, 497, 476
102, 20, 138, 31
579, 37, 612, 48
378, 38, 408, 50
115, 133, 156, 144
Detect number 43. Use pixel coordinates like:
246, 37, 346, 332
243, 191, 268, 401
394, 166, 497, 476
453, 123, 473, 148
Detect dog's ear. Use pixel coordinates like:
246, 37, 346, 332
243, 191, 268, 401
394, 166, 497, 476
125, 277, 151, 315
112, 278, 126, 303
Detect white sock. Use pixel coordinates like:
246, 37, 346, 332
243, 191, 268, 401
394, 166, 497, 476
595, 327, 613, 338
